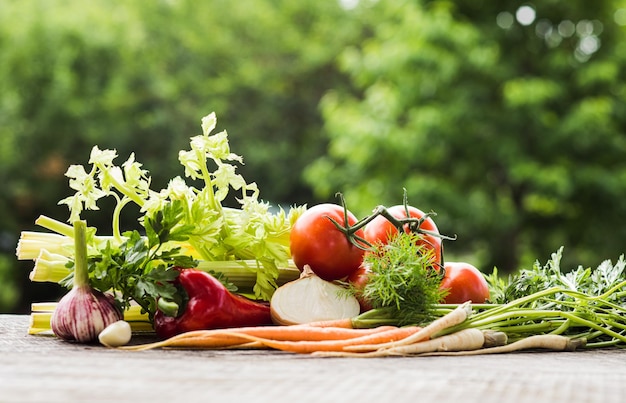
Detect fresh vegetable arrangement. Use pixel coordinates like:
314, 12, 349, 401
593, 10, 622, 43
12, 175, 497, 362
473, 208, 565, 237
18, 112, 304, 338
16, 111, 626, 357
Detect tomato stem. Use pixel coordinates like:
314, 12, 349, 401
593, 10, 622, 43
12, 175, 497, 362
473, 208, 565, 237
328, 192, 456, 256
325, 193, 374, 251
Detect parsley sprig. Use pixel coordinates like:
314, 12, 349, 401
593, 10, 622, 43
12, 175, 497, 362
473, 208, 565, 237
487, 246, 626, 308
60, 200, 198, 321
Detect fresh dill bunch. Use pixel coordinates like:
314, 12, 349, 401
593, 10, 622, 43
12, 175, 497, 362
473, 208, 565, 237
360, 232, 446, 326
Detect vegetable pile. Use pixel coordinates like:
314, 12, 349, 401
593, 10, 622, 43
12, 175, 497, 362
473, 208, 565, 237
18, 112, 304, 340
16, 111, 626, 356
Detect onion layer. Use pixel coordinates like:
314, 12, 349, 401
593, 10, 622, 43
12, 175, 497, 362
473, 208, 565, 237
270, 265, 360, 325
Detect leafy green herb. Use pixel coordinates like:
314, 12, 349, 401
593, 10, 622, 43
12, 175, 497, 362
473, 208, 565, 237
61, 200, 198, 321
354, 232, 445, 326
488, 247, 626, 308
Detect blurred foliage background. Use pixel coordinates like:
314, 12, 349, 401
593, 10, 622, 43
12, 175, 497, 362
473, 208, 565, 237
2, 0, 626, 313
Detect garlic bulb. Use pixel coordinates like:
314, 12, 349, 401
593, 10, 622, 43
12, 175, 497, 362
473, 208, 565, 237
50, 220, 123, 343
51, 286, 123, 343
270, 265, 360, 325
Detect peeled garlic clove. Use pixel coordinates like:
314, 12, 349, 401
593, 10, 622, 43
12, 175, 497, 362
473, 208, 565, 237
98, 320, 132, 347
270, 266, 360, 325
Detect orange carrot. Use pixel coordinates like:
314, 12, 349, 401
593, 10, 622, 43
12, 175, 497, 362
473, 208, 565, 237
122, 333, 254, 351
182, 324, 394, 341
162, 336, 266, 350
209, 325, 423, 354
120, 324, 398, 351
299, 318, 354, 328
238, 324, 392, 341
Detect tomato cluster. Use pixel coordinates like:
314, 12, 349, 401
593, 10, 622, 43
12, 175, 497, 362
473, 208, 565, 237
289, 200, 490, 309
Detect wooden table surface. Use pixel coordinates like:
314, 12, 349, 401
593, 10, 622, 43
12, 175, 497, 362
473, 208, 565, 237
2, 314, 626, 403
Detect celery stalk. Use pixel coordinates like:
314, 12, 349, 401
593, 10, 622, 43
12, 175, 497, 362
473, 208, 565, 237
20, 225, 300, 289
196, 259, 300, 289
30, 303, 153, 335
28, 250, 71, 282
16, 232, 74, 260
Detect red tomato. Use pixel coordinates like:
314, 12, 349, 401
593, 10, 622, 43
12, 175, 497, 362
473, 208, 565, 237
363, 205, 442, 267
290, 203, 365, 281
440, 262, 490, 304
347, 264, 373, 312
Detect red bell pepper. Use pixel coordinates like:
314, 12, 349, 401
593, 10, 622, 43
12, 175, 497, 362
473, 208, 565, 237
154, 268, 273, 339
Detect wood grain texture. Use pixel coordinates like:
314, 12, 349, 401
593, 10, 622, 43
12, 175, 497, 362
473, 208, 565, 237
2, 314, 626, 403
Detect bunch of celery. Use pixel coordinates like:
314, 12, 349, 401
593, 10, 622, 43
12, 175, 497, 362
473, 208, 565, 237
17, 112, 303, 333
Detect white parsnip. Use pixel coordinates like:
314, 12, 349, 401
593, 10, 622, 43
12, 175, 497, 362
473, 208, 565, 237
416, 334, 586, 356
345, 301, 473, 352
384, 328, 486, 355
313, 328, 490, 358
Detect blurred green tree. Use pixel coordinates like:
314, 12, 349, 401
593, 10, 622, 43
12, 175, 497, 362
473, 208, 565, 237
3, 0, 626, 314
0, 0, 360, 312
306, 0, 626, 273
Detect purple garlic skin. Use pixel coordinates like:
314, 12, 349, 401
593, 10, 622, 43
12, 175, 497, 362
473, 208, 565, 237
50, 285, 123, 343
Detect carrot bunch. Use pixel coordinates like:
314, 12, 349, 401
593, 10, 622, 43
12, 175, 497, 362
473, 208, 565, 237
120, 322, 420, 353
119, 302, 585, 356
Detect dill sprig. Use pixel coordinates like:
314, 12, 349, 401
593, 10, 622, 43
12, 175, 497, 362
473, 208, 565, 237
357, 232, 445, 326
